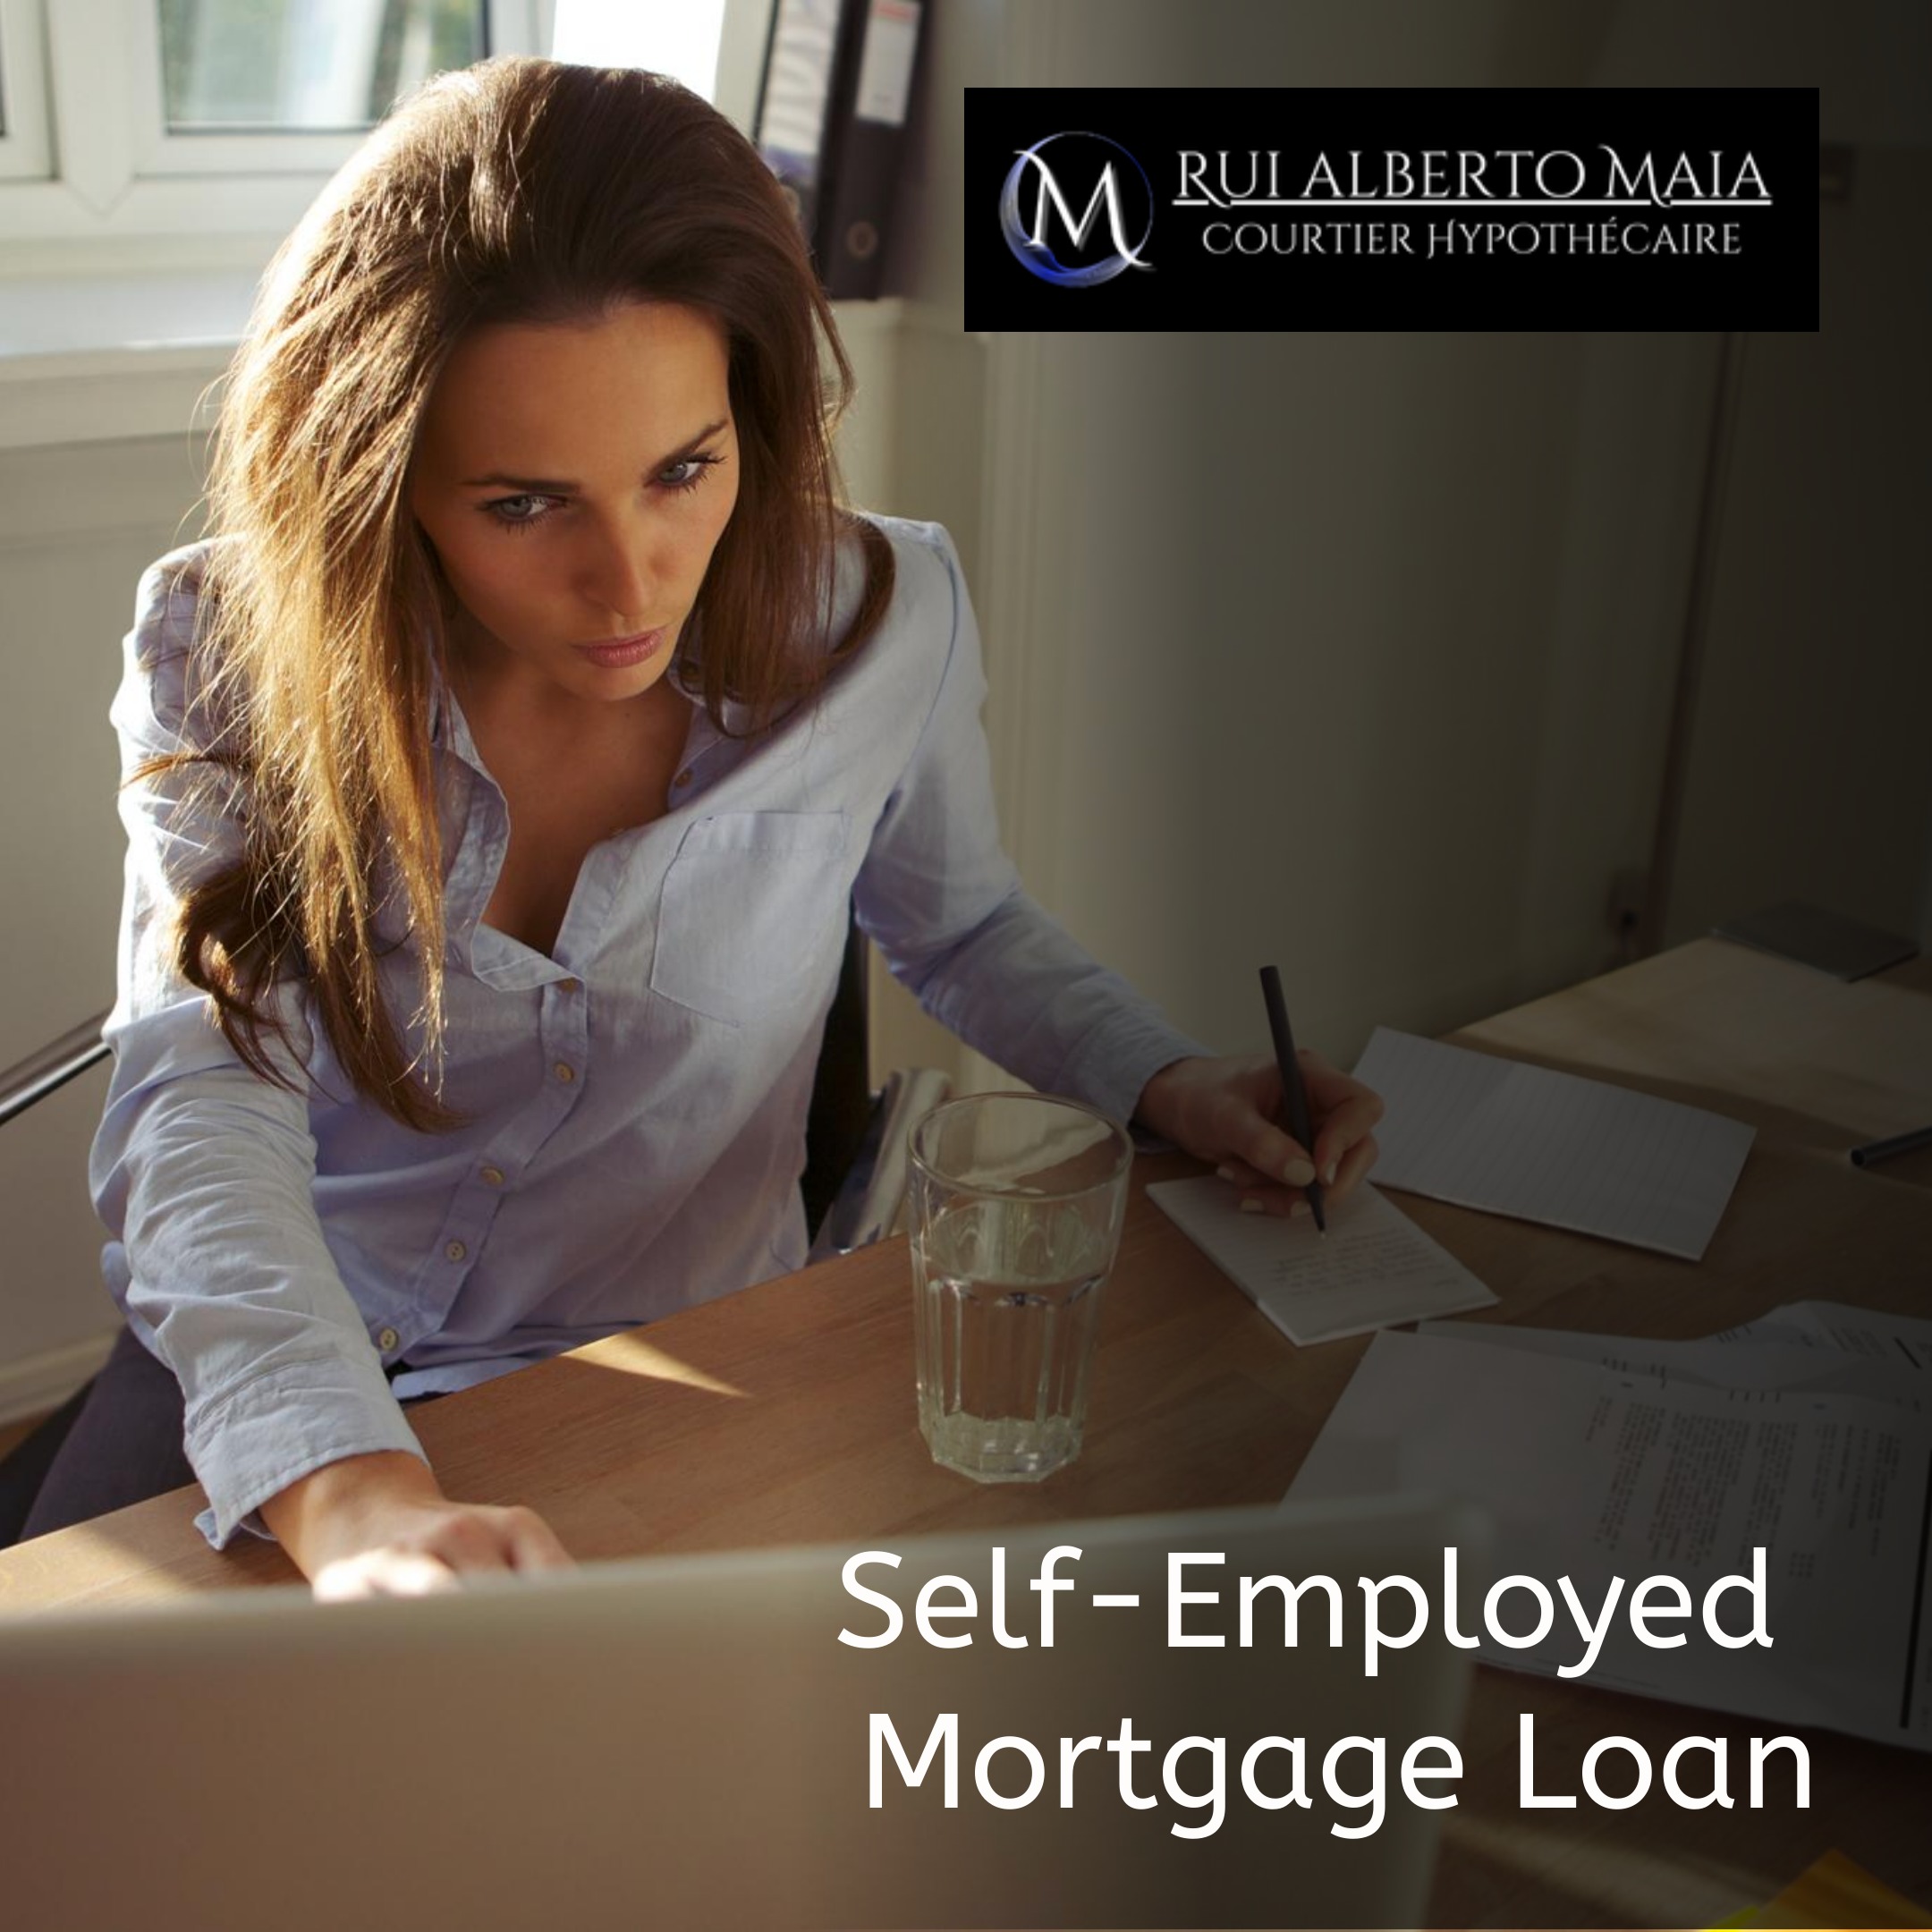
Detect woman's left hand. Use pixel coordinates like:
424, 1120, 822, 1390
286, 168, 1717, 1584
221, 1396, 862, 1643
1133, 1050, 1383, 1217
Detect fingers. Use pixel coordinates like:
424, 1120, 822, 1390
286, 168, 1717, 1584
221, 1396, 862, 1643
308, 1503, 574, 1601
1305, 1060, 1385, 1190
313, 1548, 462, 1602
1220, 1155, 1379, 1219
1237, 1187, 1317, 1220
1217, 1134, 1380, 1217
1214, 1156, 1269, 1190
411, 1504, 573, 1580
1231, 1054, 1383, 1192
1153, 1056, 1305, 1183
1216, 1159, 1311, 1221
1309, 1105, 1377, 1187
502, 1505, 576, 1573
1228, 1115, 1318, 1191
1324, 1131, 1379, 1205
1182, 1052, 1388, 1210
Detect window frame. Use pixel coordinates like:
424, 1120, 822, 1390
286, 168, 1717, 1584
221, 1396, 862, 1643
0, 0, 553, 249
0, 0, 53, 182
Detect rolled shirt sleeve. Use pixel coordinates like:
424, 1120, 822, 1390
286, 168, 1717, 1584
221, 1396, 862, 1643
90, 550, 425, 1550
853, 525, 1212, 1125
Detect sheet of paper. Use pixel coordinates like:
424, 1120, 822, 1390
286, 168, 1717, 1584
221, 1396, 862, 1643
1414, 1319, 1929, 1411
1287, 1330, 1932, 1752
1147, 1178, 1496, 1344
1715, 1300, 1932, 1372
1352, 1027, 1757, 1260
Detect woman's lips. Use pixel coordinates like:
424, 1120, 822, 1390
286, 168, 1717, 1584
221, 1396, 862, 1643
574, 628, 666, 668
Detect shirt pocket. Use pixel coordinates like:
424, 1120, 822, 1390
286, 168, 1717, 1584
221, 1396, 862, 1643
649, 810, 852, 1026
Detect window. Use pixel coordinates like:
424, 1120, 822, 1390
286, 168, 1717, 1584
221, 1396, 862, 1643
136, 0, 491, 174
0, 0, 763, 259
0, 0, 551, 248
158, 1, 488, 131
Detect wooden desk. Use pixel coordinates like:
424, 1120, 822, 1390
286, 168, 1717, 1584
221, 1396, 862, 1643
3, 937, 1928, 1925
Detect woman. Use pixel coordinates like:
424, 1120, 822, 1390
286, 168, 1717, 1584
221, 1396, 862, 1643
14, 59, 1380, 1593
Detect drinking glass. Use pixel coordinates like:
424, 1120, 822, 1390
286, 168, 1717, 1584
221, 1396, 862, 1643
908, 1092, 1133, 1482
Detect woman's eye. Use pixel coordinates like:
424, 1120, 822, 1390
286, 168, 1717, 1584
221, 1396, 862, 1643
485, 493, 558, 530
481, 455, 719, 528
659, 453, 724, 494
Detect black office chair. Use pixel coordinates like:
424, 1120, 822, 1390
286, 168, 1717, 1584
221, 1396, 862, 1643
800, 912, 876, 1237
0, 908, 947, 1539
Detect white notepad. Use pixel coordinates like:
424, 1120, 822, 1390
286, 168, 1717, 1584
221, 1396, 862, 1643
1352, 1028, 1756, 1261
1147, 1177, 1497, 1344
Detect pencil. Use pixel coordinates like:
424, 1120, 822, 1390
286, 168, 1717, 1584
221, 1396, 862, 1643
1258, 964, 1326, 1233
1849, 1124, 1932, 1168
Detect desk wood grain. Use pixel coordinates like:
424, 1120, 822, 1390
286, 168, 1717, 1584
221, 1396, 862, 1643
3, 936, 1928, 1926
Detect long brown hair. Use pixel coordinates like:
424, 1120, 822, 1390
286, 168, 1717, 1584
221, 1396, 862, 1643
158, 57, 895, 1131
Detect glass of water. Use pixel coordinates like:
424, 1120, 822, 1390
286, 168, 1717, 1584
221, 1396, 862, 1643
909, 1092, 1134, 1482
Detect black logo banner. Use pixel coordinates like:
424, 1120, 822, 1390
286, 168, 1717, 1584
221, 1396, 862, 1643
966, 89, 1818, 329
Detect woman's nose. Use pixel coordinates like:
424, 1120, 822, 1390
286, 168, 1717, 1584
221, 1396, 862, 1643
579, 513, 658, 632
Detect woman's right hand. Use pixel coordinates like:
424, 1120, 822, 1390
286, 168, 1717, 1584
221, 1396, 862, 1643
259, 1450, 575, 1601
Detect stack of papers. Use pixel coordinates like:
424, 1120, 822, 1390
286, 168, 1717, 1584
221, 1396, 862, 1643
1353, 1028, 1757, 1258
1147, 1178, 1496, 1344
1286, 1301, 1932, 1750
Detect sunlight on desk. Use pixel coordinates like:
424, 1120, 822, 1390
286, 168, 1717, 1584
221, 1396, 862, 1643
1, 1519, 216, 1612
74, 1543, 208, 1603
591, 1330, 749, 1399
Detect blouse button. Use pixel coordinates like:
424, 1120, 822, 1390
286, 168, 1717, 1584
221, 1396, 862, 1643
377, 1326, 400, 1352
559, 978, 580, 993
480, 1165, 505, 1187
554, 1061, 577, 1084
445, 1240, 467, 1262
674, 769, 693, 788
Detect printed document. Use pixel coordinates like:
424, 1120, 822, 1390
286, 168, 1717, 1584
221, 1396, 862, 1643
1287, 1328, 1932, 1750
1716, 1299, 1932, 1371
1415, 1319, 1928, 1411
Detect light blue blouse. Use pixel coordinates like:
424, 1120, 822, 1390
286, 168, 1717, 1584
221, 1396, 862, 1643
91, 515, 1207, 1549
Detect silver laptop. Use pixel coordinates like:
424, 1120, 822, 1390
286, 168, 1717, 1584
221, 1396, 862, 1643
0, 1494, 1485, 1929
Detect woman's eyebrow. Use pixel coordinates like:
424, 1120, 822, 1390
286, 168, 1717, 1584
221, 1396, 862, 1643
459, 418, 731, 490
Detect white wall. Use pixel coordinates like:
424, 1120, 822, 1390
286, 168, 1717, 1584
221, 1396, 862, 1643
1592, 0, 1931, 142
0, 434, 214, 1416
877, 0, 1928, 1082
889, 0, 1721, 1073
970, 329, 1708, 1063
1659, 168, 1932, 949
862, 0, 1001, 1087
1585, 0, 1932, 947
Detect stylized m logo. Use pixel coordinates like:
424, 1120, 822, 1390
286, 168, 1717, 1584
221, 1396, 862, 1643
998, 132, 1155, 287
1021, 156, 1148, 266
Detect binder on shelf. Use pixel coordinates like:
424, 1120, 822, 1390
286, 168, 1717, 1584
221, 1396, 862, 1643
754, 0, 927, 301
